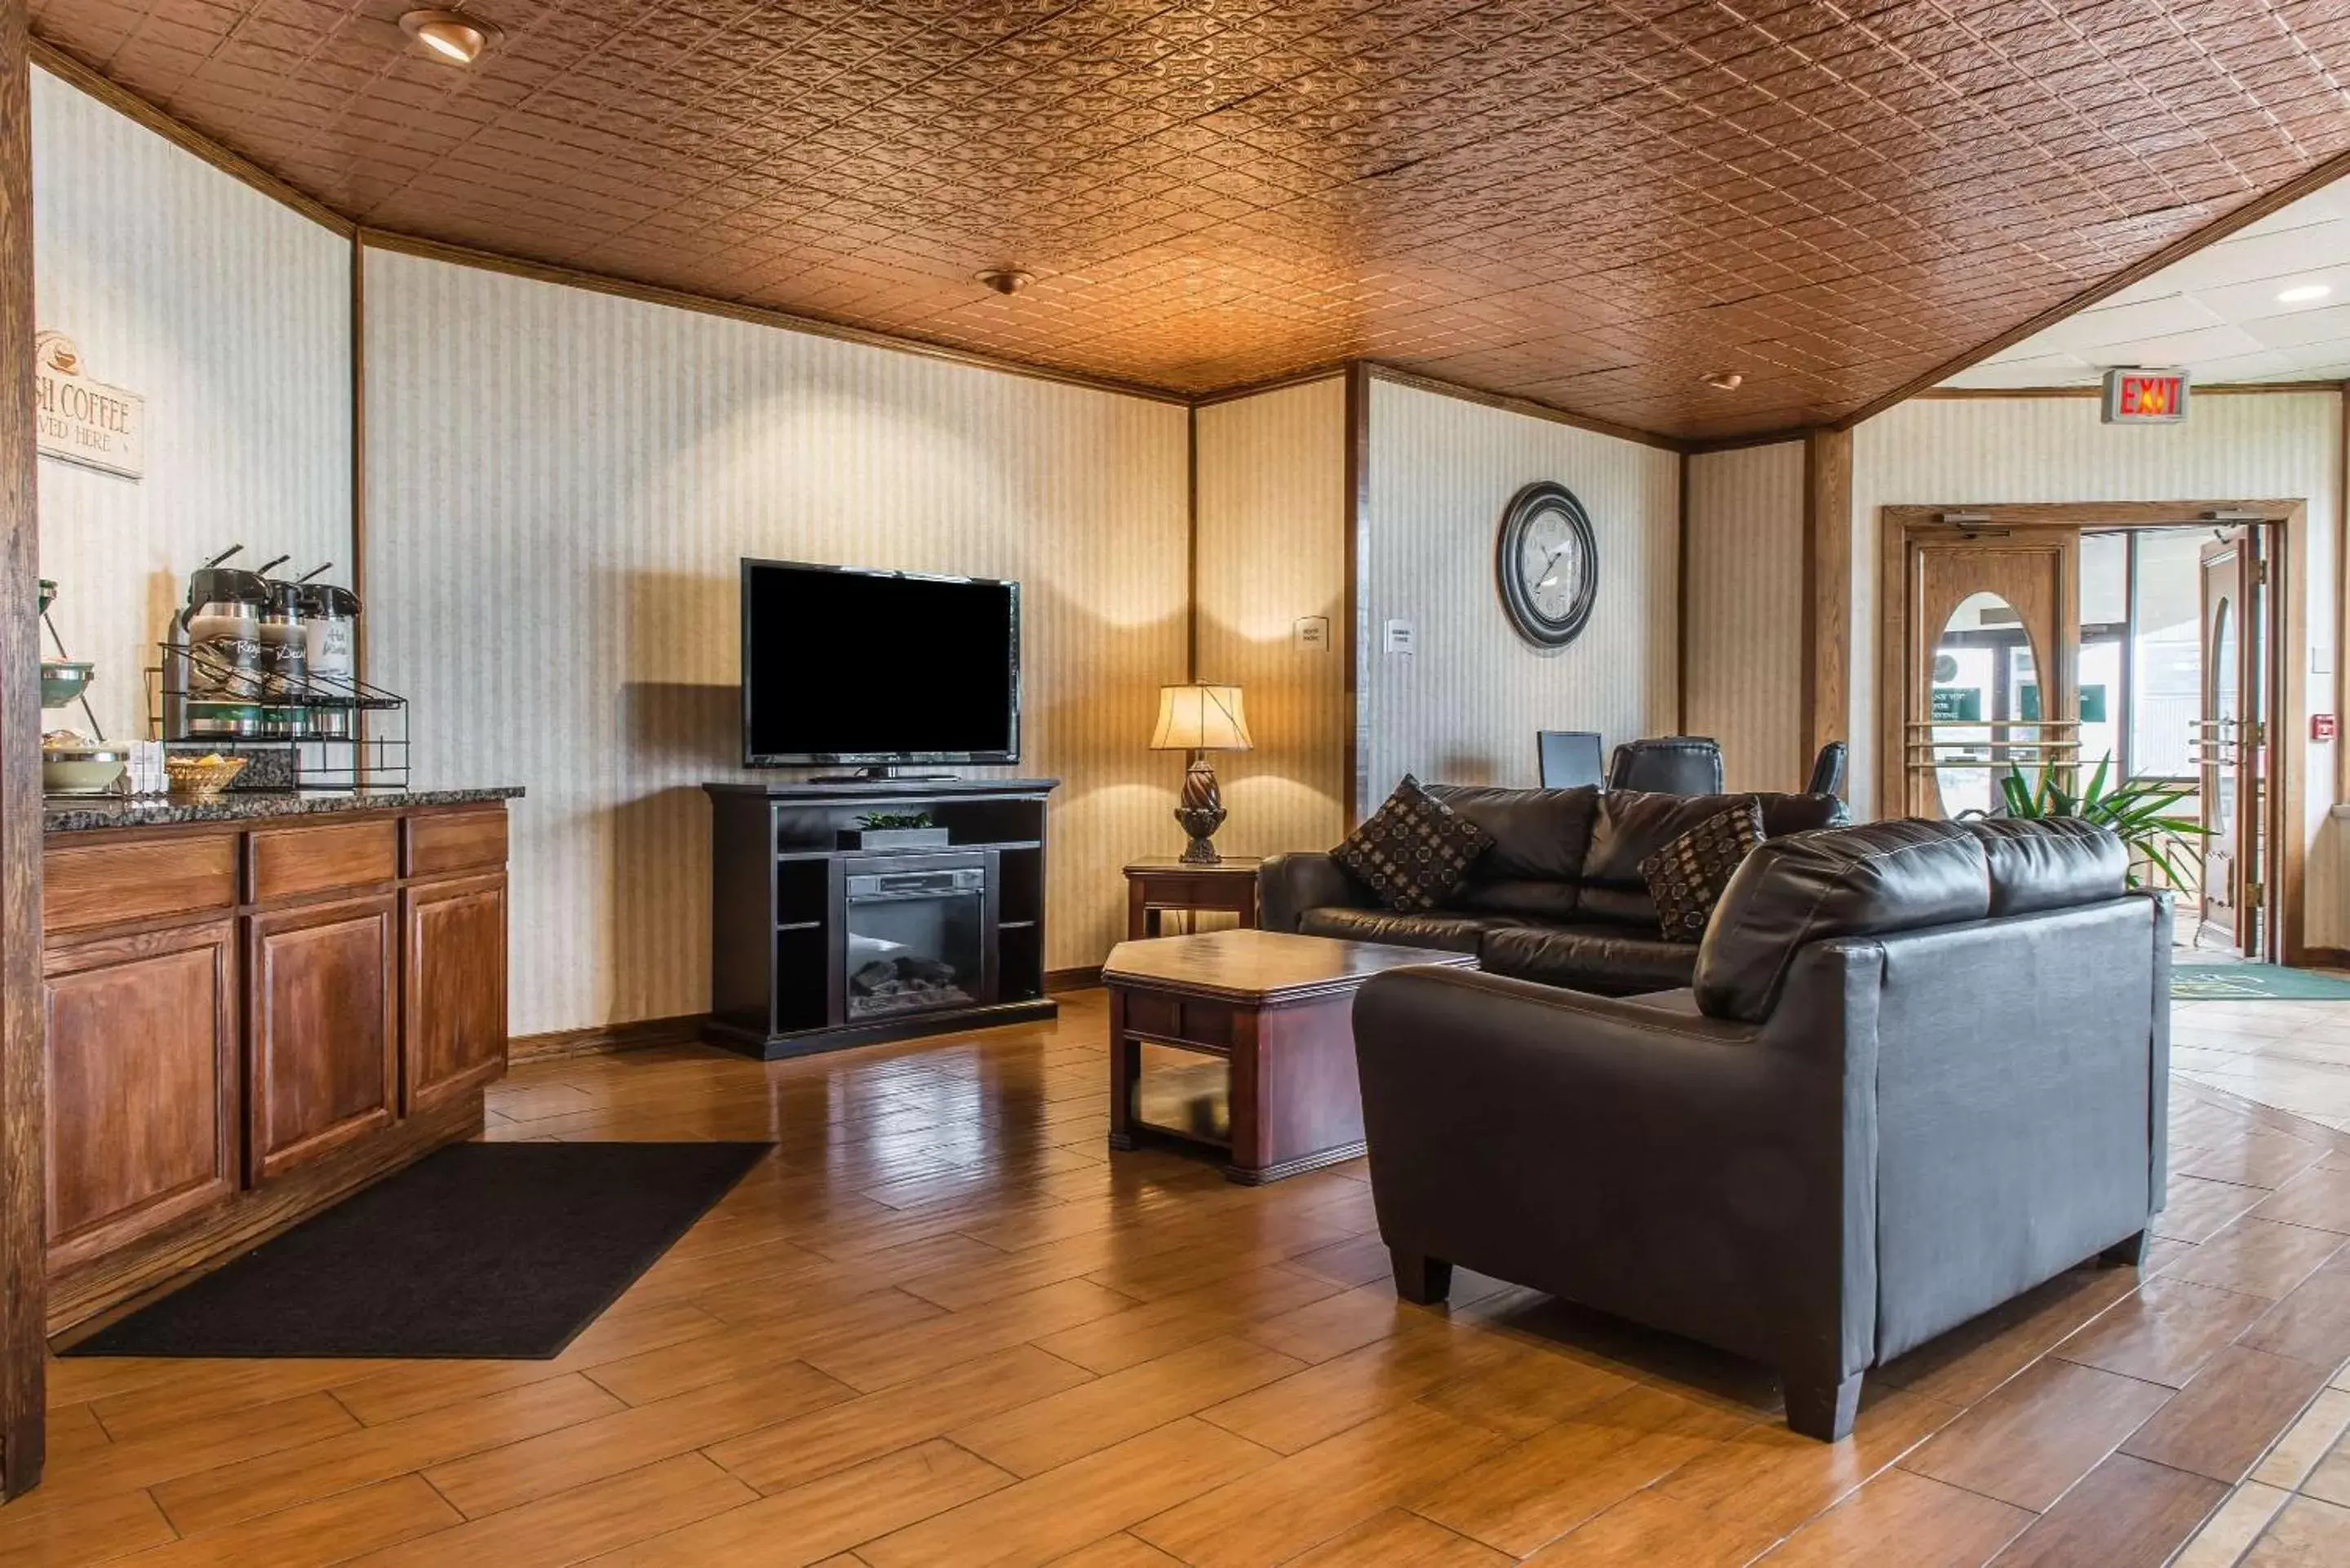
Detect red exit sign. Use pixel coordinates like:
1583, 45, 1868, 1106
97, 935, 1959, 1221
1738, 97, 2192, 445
2102, 368, 2189, 424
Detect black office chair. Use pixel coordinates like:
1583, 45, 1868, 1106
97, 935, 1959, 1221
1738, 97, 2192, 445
1607, 736, 1724, 795
1807, 740, 1848, 798
1537, 730, 1605, 789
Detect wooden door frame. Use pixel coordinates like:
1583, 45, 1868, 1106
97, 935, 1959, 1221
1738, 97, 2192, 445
1878, 500, 2309, 965
1, 0, 41, 1501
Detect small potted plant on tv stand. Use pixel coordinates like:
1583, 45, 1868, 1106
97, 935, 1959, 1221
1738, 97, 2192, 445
841, 811, 951, 851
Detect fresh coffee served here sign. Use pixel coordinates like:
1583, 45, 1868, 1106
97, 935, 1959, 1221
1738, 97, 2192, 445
35, 330, 145, 480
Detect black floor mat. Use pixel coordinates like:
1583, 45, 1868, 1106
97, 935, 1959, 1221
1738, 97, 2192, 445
65, 1141, 773, 1359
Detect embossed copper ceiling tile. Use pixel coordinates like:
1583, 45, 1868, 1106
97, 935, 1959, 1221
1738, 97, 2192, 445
31, 0, 2350, 437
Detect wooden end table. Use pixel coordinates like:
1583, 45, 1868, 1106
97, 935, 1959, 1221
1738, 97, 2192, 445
1124, 856, 1262, 940
1102, 928, 1477, 1184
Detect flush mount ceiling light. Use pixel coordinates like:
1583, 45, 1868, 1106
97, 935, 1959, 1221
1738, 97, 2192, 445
2277, 282, 2333, 304
399, 9, 500, 65
1701, 370, 1744, 392
976, 268, 1035, 295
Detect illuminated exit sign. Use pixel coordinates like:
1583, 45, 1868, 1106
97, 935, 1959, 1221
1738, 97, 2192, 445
2101, 368, 2189, 424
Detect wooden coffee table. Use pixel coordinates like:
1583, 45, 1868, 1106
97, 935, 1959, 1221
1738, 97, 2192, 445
1102, 928, 1477, 1184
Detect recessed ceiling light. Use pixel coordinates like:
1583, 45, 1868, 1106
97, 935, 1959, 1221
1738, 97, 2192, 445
975, 268, 1034, 295
399, 9, 500, 65
1702, 371, 1744, 392
2277, 282, 2332, 304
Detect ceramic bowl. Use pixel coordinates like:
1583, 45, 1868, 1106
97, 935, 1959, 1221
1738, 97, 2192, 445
40, 660, 95, 707
42, 748, 126, 795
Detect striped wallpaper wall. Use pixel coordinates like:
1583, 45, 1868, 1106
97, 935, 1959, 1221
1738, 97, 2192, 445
31, 64, 352, 742
1850, 392, 2344, 946
1361, 379, 1681, 800
1684, 441, 1806, 794
1192, 379, 1350, 857
363, 250, 1191, 1035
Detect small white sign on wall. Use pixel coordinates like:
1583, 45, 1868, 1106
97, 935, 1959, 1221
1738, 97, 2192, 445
34, 331, 144, 481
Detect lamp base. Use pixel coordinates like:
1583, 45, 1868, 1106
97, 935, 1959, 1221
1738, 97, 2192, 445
1174, 808, 1226, 865
1174, 754, 1227, 865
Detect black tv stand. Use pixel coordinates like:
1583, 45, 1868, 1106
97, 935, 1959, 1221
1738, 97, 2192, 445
702, 777, 1059, 1060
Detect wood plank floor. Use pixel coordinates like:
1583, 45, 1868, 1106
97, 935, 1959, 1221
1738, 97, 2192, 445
13, 989, 2350, 1567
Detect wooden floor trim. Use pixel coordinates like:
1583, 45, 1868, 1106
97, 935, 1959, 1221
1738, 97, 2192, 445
507, 1015, 712, 1065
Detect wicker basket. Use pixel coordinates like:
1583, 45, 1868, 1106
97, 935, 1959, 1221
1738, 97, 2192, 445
166, 754, 248, 800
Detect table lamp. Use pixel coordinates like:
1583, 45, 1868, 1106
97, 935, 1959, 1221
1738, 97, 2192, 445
1151, 682, 1253, 864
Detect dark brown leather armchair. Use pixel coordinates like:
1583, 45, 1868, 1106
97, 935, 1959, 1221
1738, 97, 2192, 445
1606, 735, 1723, 794
1350, 817, 2169, 1440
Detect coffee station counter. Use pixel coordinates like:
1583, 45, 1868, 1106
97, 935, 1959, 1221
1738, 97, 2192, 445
46, 784, 521, 833
39, 788, 521, 1333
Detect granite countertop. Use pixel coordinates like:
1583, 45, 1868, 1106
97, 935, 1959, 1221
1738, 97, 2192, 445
45, 786, 524, 833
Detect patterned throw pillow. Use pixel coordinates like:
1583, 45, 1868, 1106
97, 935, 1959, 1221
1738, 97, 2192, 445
1333, 776, 1495, 913
1641, 800, 1766, 943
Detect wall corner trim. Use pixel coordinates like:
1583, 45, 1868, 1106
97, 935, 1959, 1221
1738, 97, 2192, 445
1800, 428, 1854, 765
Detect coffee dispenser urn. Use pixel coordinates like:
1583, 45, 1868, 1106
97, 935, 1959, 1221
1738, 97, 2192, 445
296, 569, 360, 737
170, 547, 268, 738
259, 576, 310, 735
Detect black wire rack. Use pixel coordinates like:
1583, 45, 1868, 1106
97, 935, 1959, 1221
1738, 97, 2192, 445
147, 643, 410, 791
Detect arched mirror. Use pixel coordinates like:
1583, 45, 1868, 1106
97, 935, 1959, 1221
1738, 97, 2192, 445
1931, 589, 2045, 817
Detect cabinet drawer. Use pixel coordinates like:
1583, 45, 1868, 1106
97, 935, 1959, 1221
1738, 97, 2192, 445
45, 834, 239, 935
1115, 989, 1234, 1050
405, 808, 508, 879
1151, 877, 1253, 910
248, 818, 399, 903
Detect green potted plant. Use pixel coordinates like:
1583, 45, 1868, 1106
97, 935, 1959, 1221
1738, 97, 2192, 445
840, 810, 950, 851
1968, 754, 2210, 891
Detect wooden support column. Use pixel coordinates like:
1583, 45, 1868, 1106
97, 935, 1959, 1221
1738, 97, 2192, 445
2338, 381, 2348, 809
0, 0, 44, 1501
1800, 427, 1853, 784
1342, 361, 1370, 827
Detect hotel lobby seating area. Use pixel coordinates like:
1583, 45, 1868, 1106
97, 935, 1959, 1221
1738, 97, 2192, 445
14, 2, 2350, 1565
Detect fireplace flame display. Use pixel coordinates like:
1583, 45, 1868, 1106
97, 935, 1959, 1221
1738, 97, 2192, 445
849, 955, 975, 1018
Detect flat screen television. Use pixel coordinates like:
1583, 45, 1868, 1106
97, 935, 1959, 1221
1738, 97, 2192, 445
741, 559, 1021, 768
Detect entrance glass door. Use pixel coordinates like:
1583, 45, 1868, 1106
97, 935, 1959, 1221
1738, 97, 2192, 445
2196, 529, 2266, 955
1905, 537, 2078, 818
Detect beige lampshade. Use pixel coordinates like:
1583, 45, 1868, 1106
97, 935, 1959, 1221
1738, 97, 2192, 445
1151, 683, 1253, 751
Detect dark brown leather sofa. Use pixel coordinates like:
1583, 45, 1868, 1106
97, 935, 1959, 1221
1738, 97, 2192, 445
1259, 784, 1847, 996
1350, 817, 2169, 1440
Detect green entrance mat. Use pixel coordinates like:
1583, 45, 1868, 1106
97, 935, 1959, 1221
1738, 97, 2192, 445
2173, 964, 2350, 1001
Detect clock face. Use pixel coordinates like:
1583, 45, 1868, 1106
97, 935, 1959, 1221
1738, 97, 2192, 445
1496, 482, 1598, 648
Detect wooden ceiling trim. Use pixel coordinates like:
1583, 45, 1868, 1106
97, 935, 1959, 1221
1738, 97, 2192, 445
34, 41, 1190, 408
1685, 428, 1814, 456
29, 39, 352, 237
40, 1, 2350, 441
1359, 364, 1686, 454
1190, 365, 1349, 408
357, 228, 1191, 405
1831, 143, 2350, 435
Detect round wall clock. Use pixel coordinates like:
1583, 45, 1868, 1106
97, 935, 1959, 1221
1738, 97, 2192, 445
1496, 481, 1598, 649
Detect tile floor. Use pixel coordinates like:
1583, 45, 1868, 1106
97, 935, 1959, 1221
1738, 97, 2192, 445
2161, 972, 2350, 1565
2174, 993, 2350, 1134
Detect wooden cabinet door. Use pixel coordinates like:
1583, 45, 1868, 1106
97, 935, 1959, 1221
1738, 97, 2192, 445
42, 922, 239, 1273
247, 893, 398, 1183
402, 873, 508, 1114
